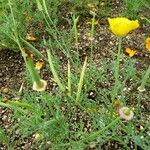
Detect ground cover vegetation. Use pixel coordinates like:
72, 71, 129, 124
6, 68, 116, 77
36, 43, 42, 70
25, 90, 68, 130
0, 0, 150, 149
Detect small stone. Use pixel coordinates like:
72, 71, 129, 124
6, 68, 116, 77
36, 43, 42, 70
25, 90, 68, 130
84, 127, 88, 132
47, 141, 51, 144
87, 90, 97, 100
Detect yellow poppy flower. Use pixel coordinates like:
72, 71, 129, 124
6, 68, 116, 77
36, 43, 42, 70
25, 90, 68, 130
146, 37, 150, 51
108, 17, 139, 36
26, 34, 36, 41
125, 48, 137, 57
35, 61, 44, 70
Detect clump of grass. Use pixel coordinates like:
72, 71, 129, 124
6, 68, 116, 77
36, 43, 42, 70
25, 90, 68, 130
123, 0, 149, 19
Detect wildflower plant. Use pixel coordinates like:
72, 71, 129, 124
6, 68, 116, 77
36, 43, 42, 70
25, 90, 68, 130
108, 17, 140, 101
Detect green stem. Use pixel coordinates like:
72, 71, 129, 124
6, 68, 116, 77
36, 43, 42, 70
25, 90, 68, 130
124, 107, 133, 115
47, 49, 65, 92
112, 37, 122, 101
76, 57, 88, 103
73, 15, 79, 49
27, 57, 41, 86
8, 0, 28, 63
67, 60, 71, 96
81, 117, 120, 142
143, 17, 150, 24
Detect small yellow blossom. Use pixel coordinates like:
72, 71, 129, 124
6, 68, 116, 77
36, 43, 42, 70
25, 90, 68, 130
125, 48, 137, 57
86, 32, 92, 37
1, 87, 9, 94
100, 2, 105, 6
87, 3, 96, 8
87, 20, 99, 25
146, 37, 150, 51
1, 98, 8, 102
108, 17, 139, 36
34, 133, 41, 140
26, 34, 36, 41
33, 79, 47, 91
35, 61, 44, 70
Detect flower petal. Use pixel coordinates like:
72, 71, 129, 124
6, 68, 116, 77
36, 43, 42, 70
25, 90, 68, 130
108, 17, 139, 36
125, 48, 137, 57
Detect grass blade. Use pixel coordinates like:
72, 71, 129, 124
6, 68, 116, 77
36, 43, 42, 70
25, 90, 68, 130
47, 49, 65, 92
76, 57, 88, 103
7, 101, 32, 109
67, 60, 71, 96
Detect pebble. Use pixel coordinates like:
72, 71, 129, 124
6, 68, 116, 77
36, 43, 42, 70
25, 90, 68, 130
0, 72, 3, 77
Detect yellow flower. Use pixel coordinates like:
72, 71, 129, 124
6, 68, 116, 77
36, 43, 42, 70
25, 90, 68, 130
1, 98, 8, 102
108, 17, 139, 36
146, 37, 150, 51
35, 61, 44, 70
1, 87, 9, 94
26, 34, 36, 41
87, 3, 96, 8
34, 133, 41, 140
125, 48, 137, 57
